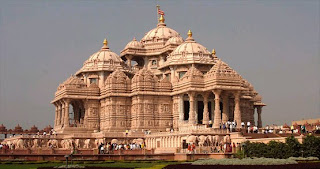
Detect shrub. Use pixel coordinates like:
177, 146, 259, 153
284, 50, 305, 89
286, 135, 302, 157
192, 157, 297, 165
302, 135, 320, 158
57, 164, 85, 168
288, 156, 319, 161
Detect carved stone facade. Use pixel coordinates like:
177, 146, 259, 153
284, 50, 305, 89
49, 14, 266, 150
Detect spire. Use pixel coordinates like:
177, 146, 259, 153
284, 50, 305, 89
212, 49, 216, 55
188, 30, 192, 37
102, 38, 109, 49
159, 14, 165, 23
186, 30, 194, 41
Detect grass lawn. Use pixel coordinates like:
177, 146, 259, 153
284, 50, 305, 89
0, 161, 181, 169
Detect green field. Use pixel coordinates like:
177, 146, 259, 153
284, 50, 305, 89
0, 161, 181, 169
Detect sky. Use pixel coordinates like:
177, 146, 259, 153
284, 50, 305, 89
0, 0, 319, 130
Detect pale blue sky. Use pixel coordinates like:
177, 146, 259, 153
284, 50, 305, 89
0, 0, 319, 130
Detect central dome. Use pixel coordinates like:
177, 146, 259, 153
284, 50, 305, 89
141, 15, 182, 46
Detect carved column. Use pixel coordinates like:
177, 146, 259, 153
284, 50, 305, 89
54, 105, 58, 126
57, 104, 61, 125
202, 92, 209, 125
234, 91, 241, 128
170, 67, 175, 83
257, 106, 262, 128
249, 102, 255, 125
188, 92, 196, 124
64, 99, 70, 127
179, 94, 184, 121
222, 93, 229, 123
126, 55, 133, 69
99, 71, 105, 88
213, 89, 221, 128
61, 102, 65, 126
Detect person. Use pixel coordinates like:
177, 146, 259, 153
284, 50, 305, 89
241, 122, 245, 128
98, 143, 102, 154
191, 143, 196, 154
100, 145, 105, 154
230, 123, 233, 132
187, 144, 191, 154
0, 144, 3, 149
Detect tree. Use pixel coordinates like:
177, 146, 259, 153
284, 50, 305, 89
266, 141, 290, 159
286, 135, 301, 157
302, 135, 320, 158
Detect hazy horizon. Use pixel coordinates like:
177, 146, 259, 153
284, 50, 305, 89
0, 0, 319, 130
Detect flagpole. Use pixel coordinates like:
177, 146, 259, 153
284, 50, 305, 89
156, 5, 160, 23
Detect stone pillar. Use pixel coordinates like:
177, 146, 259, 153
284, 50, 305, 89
188, 92, 196, 124
195, 96, 198, 124
61, 103, 65, 126
64, 100, 70, 127
54, 105, 58, 126
249, 102, 255, 125
202, 92, 209, 125
179, 94, 184, 121
257, 106, 262, 128
233, 91, 241, 128
213, 90, 221, 128
99, 72, 105, 88
211, 100, 215, 122
144, 57, 149, 68
57, 104, 61, 125
170, 67, 175, 83
128, 58, 132, 68
222, 93, 229, 123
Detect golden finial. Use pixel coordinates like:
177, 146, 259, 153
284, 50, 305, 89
159, 14, 165, 23
212, 49, 216, 55
103, 38, 108, 46
187, 30, 192, 38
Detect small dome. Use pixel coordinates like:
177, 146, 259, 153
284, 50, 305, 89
30, 125, 39, 133
180, 65, 204, 81
44, 125, 53, 132
165, 36, 184, 46
132, 68, 158, 83
253, 94, 262, 102
0, 124, 6, 132
132, 68, 159, 92
141, 15, 181, 45
125, 37, 143, 49
79, 38, 126, 73
58, 75, 86, 90
105, 69, 130, 85
164, 30, 214, 67
14, 124, 23, 132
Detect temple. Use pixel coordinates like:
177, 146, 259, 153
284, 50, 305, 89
50, 13, 265, 150
1, 12, 267, 156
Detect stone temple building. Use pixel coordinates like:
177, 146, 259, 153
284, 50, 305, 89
49, 14, 265, 151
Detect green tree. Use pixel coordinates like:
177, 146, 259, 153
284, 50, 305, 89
266, 141, 290, 159
286, 135, 301, 157
244, 141, 269, 158
302, 135, 320, 158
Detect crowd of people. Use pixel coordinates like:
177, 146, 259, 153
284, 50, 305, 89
183, 142, 241, 154
97, 142, 146, 154
0, 143, 9, 150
